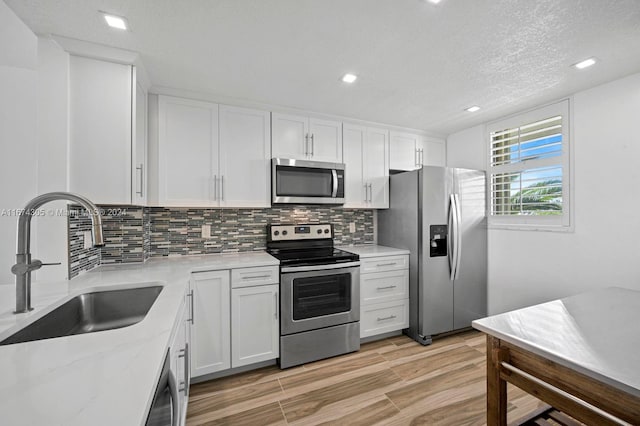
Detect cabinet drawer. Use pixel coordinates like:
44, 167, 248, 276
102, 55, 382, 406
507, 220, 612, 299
361, 269, 408, 305
360, 255, 408, 274
360, 299, 409, 338
231, 266, 279, 288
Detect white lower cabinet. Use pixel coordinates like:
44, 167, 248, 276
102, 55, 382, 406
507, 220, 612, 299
190, 266, 279, 379
231, 284, 279, 367
361, 299, 410, 338
189, 270, 231, 377
359, 254, 410, 338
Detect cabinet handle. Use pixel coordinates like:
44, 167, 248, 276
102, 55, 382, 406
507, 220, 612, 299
377, 315, 397, 322
187, 290, 194, 324
221, 175, 225, 201
136, 164, 144, 197
274, 291, 278, 320
419, 148, 424, 166
310, 133, 314, 157
376, 285, 397, 290
305, 134, 309, 156
212, 176, 218, 201
368, 183, 373, 203
363, 183, 368, 202
376, 262, 397, 267
241, 274, 271, 280
415, 149, 418, 168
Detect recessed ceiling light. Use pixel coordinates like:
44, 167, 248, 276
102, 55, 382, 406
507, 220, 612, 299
573, 58, 596, 69
465, 106, 480, 112
102, 13, 128, 30
427, 0, 442, 4
342, 73, 358, 83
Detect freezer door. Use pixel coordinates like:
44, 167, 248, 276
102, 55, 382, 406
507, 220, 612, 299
420, 166, 455, 336
452, 168, 487, 329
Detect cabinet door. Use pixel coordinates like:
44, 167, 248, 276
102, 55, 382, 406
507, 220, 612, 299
342, 124, 366, 208
132, 78, 147, 205
158, 96, 218, 206
190, 270, 230, 377
271, 112, 309, 160
219, 105, 271, 207
68, 56, 132, 204
231, 284, 279, 367
309, 118, 343, 163
364, 127, 389, 208
389, 131, 421, 171
422, 137, 446, 166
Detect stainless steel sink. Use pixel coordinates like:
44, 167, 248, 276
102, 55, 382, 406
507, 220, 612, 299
0, 285, 163, 346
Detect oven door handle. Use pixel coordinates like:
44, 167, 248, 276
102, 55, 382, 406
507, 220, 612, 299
281, 261, 360, 273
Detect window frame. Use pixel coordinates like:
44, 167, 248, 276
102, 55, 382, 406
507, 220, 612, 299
486, 99, 572, 231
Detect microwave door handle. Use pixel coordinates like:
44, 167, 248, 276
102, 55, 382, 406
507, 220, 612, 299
331, 169, 338, 197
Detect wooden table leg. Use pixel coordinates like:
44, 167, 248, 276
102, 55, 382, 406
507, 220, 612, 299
487, 335, 508, 425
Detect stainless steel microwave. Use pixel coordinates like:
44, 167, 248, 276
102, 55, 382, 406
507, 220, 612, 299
272, 158, 345, 205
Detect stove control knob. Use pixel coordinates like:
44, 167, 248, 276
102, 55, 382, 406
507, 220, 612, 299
274, 231, 279, 236
324, 229, 330, 234
317, 229, 322, 234
282, 230, 288, 236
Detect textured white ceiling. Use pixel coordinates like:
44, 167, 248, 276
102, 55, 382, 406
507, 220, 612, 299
6, 0, 640, 135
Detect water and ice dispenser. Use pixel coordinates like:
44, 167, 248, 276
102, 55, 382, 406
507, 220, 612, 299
429, 225, 448, 257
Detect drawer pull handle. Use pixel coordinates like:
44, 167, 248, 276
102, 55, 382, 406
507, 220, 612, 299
376, 285, 397, 290
377, 315, 397, 321
376, 262, 397, 267
242, 274, 271, 280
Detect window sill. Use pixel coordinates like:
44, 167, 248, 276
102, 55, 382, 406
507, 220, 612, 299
488, 223, 574, 233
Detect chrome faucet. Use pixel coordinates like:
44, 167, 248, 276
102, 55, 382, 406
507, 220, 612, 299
12, 192, 104, 313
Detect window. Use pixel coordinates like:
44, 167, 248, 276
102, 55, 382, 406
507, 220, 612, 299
487, 100, 570, 229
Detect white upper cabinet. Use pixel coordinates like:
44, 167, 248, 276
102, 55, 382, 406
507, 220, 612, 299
132, 78, 148, 205
343, 124, 367, 208
218, 105, 271, 208
158, 96, 219, 207
389, 131, 423, 171
156, 96, 271, 207
390, 131, 446, 170
364, 127, 390, 208
343, 124, 389, 209
421, 136, 446, 166
68, 56, 135, 204
272, 112, 342, 163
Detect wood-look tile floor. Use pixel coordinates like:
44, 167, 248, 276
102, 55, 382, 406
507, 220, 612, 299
187, 331, 547, 425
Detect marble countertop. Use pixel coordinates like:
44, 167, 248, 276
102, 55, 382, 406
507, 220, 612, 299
0, 251, 279, 426
338, 244, 410, 258
473, 287, 640, 398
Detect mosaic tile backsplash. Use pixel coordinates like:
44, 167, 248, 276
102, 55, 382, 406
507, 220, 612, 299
68, 206, 374, 278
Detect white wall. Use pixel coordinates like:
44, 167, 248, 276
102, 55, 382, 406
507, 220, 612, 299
32, 38, 70, 281
0, 1, 38, 285
0, 3, 70, 285
447, 72, 640, 314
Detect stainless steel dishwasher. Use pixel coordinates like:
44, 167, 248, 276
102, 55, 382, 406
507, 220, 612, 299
146, 349, 179, 426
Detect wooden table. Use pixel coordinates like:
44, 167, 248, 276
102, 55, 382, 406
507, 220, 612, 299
472, 287, 640, 425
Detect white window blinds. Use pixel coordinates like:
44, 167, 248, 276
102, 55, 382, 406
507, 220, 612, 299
488, 100, 570, 228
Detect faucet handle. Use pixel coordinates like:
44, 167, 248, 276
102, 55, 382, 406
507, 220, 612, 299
11, 259, 61, 275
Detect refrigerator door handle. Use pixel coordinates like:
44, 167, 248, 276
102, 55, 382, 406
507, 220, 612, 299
448, 194, 458, 281
454, 193, 463, 280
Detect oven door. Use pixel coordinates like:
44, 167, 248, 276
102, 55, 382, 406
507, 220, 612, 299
280, 262, 359, 335
272, 158, 345, 204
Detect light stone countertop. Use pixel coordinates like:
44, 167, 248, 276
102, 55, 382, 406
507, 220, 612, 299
473, 287, 640, 398
338, 244, 410, 258
0, 251, 279, 426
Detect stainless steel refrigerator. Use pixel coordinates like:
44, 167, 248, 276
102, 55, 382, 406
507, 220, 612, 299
378, 166, 487, 345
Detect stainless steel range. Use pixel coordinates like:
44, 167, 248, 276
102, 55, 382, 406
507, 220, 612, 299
267, 224, 360, 369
